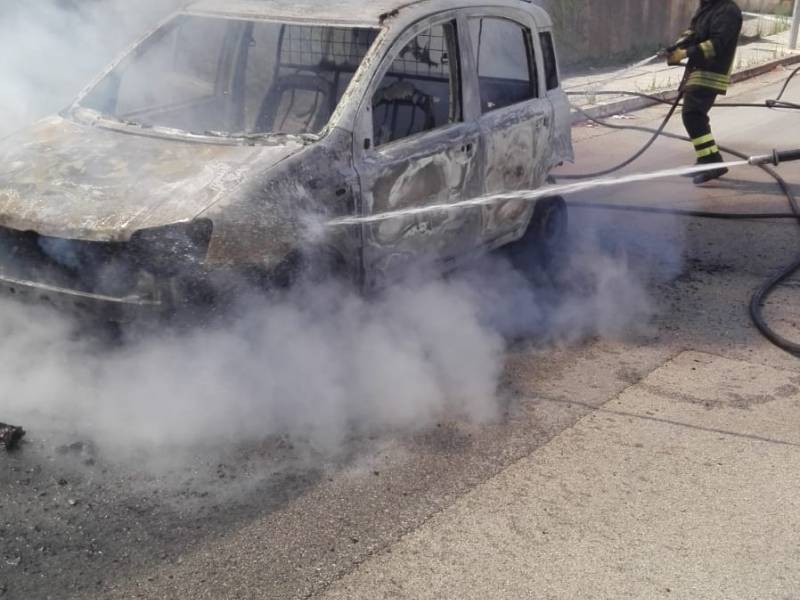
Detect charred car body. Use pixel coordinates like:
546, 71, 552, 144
0, 0, 573, 320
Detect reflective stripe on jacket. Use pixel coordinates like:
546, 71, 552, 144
677, 0, 743, 95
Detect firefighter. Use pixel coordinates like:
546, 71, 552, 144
667, 0, 743, 185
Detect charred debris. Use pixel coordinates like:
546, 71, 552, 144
0, 422, 26, 451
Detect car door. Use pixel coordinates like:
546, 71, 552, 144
353, 17, 482, 289
467, 13, 554, 248
539, 29, 575, 168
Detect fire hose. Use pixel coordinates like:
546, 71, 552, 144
561, 63, 800, 357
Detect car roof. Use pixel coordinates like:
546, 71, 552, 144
182, 0, 552, 27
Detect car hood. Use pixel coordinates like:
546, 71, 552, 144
0, 116, 304, 241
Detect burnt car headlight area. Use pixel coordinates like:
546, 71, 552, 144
0, 219, 214, 316
128, 219, 213, 279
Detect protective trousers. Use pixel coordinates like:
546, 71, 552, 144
682, 87, 722, 163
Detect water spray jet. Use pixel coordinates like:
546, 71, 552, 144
327, 150, 800, 227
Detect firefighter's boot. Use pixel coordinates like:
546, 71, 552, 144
692, 152, 728, 185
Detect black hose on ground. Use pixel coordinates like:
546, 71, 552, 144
567, 89, 800, 111
565, 65, 800, 111
557, 90, 685, 181
568, 201, 798, 220
567, 89, 800, 110
773, 65, 800, 105
560, 70, 800, 357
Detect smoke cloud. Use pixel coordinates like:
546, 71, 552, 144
9, 280, 502, 452
0, 0, 178, 137
0, 1, 666, 466
1, 248, 656, 462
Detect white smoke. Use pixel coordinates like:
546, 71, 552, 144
1, 249, 656, 461
0, 0, 178, 137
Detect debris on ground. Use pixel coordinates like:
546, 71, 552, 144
0, 422, 25, 451
56, 440, 97, 466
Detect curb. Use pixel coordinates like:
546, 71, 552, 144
570, 53, 800, 124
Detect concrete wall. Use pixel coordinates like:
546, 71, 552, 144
738, 0, 794, 14
535, 0, 697, 66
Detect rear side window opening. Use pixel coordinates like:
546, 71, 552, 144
468, 17, 538, 113
539, 31, 559, 91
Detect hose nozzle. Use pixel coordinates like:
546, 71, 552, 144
748, 149, 800, 167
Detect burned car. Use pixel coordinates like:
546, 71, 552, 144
0, 0, 573, 320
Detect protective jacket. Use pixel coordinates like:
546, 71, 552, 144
675, 0, 743, 94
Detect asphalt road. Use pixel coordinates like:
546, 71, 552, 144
1, 69, 799, 599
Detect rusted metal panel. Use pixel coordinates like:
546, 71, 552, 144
201, 128, 360, 273
0, 116, 303, 242
184, 0, 405, 25
184, 0, 554, 28
357, 124, 484, 288
547, 89, 575, 165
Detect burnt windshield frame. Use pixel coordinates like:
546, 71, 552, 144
80, 15, 236, 120
77, 15, 380, 139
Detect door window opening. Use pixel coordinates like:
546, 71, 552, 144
372, 21, 462, 147
469, 17, 537, 113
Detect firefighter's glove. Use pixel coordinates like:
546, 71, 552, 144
666, 47, 687, 66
